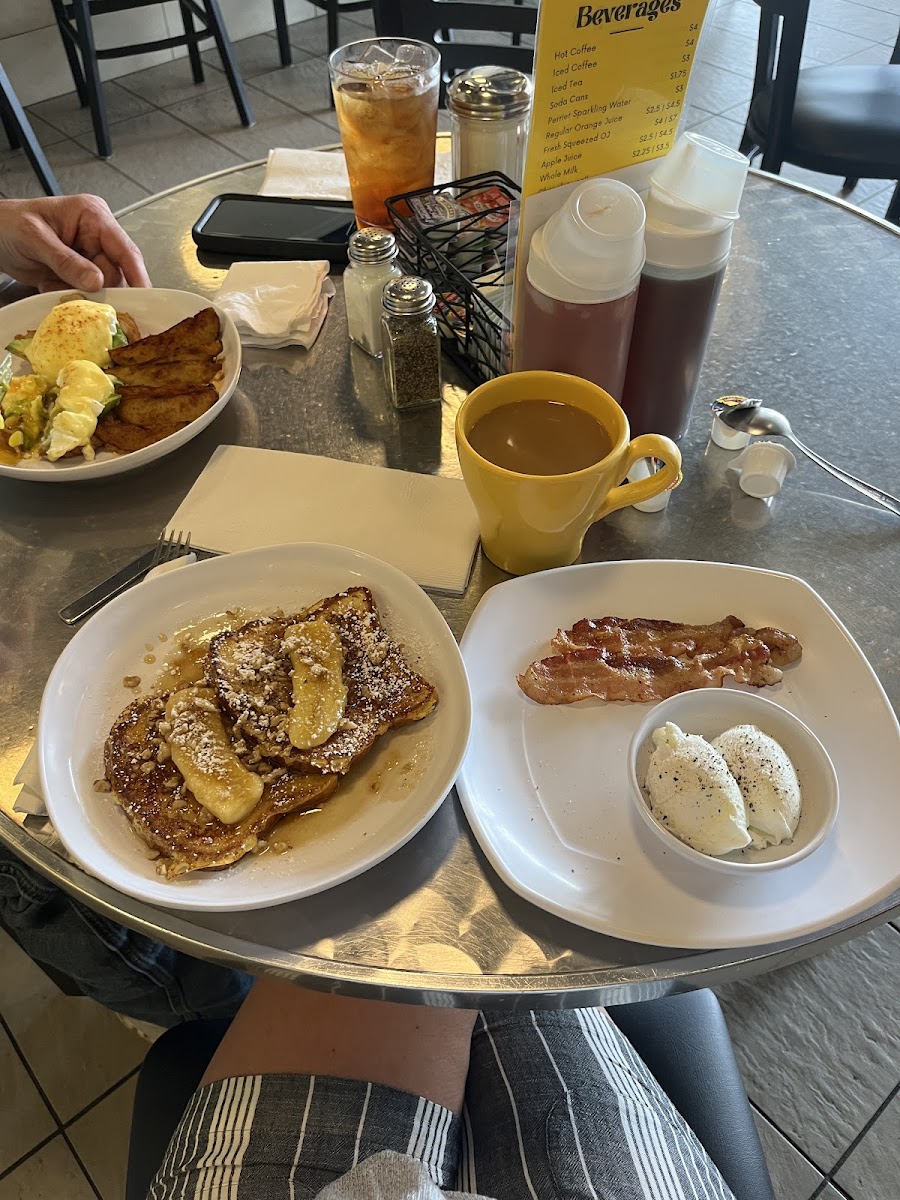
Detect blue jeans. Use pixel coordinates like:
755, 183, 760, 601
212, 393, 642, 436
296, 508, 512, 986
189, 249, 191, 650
0, 845, 251, 1026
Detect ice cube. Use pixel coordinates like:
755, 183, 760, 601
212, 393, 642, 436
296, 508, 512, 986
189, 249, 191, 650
394, 44, 429, 69
360, 43, 396, 67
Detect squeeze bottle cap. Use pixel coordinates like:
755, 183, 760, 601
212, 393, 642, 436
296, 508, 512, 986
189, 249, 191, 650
643, 134, 749, 272
527, 178, 646, 304
650, 132, 749, 221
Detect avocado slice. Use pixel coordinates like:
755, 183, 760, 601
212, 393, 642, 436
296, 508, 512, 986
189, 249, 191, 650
1, 376, 48, 450
0, 352, 11, 401
6, 336, 32, 361
111, 322, 128, 349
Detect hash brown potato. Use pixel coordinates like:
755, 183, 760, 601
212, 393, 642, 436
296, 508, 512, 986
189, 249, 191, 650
113, 359, 220, 388
116, 384, 219, 426
109, 307, 223, 366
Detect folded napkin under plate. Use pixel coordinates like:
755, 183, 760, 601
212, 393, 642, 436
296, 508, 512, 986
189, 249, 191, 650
166, 445, 480, 595
215, 260, 335, 349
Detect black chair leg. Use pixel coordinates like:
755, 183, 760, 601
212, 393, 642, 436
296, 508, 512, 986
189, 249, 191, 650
885, 182, 900, 226
273, 0, 293, 67
49, 0, 89, 106
71, 0, 112, 157
202, 0, 255, 127
841, 177, 859, 195
0, 70, 61, 196
512, 0, 523, 47
180, 0, 206, 84
327, 0, 339, 55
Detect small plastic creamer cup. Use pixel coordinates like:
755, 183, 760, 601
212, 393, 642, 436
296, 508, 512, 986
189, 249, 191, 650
650, 132, 750, 220
711, 414, 751, 450
732, 440, 797, 498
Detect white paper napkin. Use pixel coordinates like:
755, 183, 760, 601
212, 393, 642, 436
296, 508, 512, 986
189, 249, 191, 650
166, 445, 480, 594
259, 146, 454, 200
214, 260, 336, 349
11, 746, 72, 860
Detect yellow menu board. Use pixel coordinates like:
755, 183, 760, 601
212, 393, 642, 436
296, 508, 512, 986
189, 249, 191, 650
523, 0, 712, 198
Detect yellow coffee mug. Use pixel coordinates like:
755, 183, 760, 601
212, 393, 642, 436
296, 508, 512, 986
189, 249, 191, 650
456, 371, 681, 575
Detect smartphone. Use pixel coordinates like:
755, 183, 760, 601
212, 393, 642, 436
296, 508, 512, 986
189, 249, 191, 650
192, 194, 357, 262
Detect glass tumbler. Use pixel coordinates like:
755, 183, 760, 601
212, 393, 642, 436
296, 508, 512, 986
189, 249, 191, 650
329, 38, 440, 229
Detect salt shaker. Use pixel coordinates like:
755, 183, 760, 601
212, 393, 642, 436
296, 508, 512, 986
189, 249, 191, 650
381, 276, 442, 411
344, 228, 402, 357
447, 66, 533, 185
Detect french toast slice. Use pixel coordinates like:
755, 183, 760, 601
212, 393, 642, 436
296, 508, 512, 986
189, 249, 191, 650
104, 694, 337, 877
208, 587, 438, 775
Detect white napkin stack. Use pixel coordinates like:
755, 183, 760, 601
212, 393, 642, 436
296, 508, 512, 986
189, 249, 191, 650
258, 146, 454, 200
166, 445, 480, 595
214, 260, 336, 349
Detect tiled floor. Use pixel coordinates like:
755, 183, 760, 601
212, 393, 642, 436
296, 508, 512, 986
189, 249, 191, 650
1, 1, 899, 1197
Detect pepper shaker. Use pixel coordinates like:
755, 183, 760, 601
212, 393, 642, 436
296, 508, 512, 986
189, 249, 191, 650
344, 228, 402, 358
381, 276, 442, 411
447, 66, 533, 185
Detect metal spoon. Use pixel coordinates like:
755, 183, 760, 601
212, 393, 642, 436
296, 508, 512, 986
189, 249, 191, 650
719, 403, 900, 517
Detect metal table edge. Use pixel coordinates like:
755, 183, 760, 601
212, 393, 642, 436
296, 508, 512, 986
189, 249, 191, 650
3, 812, 898, 1005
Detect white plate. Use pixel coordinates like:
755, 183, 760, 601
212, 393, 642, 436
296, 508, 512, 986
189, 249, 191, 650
0, 288, 240, 481
457, 560, 900, 949
39, 544, 471, 911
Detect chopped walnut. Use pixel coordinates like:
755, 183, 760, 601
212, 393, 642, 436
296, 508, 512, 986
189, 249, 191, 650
93, 778, 112, 793
139, 761, 155, 775
123, 675, 141, 689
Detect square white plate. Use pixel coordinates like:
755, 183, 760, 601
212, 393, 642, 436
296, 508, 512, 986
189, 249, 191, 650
457, 560, 900, 948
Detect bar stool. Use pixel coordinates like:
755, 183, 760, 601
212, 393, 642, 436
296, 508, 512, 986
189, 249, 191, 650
272, 0, 374, 66
0, 64, 61, 196
49, 0, 255, 160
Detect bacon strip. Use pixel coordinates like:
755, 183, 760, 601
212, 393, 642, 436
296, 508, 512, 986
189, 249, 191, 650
518, 617, 801, 705
553, 615, 745, 657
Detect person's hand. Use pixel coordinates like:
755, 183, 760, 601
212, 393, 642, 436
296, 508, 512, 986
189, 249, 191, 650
0, 194, 151, 292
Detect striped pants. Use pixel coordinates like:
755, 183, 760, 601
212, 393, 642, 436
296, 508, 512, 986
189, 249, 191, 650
150, 1009, 735, 1200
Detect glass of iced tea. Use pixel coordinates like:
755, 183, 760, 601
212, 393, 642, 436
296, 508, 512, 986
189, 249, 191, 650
329, 38, 440, 229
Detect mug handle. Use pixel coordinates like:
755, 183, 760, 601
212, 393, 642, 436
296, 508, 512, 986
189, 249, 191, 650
594, 434, 682, 519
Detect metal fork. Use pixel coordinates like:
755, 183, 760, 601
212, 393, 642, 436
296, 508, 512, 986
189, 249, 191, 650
58, 529, 193, 626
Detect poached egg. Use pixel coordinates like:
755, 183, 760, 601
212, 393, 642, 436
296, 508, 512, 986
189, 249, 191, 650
28, 299, 119, 381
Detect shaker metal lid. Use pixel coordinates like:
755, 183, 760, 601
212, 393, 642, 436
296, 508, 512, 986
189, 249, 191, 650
348, 227, 397, 263
446, 65, 533, 119
382, 275, 435, 316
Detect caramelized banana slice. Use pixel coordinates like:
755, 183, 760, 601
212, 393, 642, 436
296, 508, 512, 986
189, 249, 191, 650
165, 686, 263, 824
284, 619, 347, 750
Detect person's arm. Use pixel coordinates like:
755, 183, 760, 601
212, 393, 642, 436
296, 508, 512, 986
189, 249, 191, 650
201, 976, 477, 1114
0, 195, 150, 292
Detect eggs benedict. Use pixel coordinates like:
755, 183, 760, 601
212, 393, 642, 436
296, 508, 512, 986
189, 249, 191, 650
43, 360, 117, 461
11, 299, 126, 382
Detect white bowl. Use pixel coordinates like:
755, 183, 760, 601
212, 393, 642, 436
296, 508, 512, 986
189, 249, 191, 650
627, 689, 839, 875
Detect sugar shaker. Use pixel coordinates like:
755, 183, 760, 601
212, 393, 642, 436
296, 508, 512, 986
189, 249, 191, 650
447, 66, 533, 185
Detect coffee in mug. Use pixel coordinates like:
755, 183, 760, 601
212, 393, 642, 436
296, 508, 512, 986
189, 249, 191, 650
456, 371, 682, 575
